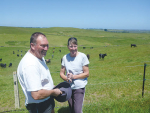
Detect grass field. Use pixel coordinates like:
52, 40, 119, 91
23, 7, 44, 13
0, 26, 150, 113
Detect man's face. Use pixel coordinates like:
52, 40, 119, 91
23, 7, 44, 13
33, 36, 49, 59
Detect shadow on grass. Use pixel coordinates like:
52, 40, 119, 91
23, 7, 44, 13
57, 106, 70, 113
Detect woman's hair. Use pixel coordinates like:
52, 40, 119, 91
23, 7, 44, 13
30, 32, 46, 45
68, 37, 78, 46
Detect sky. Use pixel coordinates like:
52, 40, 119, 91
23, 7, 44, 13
0, 0, 150, 30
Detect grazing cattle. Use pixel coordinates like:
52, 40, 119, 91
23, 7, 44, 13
1, 63, 6, 68
99, 53, 107, 59
9, 63, 12, 67
83, 47, 86, 49
59, 50, 61, 52
90, 47, 93, 49
0, 58, 2, 62
17, 54, 19, 57
131, 44, 137, 47
45, 59, 51, 63
87, 54, 90, 60
13, 51, 15, 54
52, 54, 54, 58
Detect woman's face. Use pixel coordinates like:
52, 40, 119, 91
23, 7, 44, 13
68, 43, 78, 57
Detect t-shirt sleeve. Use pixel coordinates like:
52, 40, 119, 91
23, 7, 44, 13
23, 65, 42, 91
82, 53, 90, 66
61, 56, 65, 66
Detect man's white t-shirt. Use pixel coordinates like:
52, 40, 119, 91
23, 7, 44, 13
17, 51, 54, 105
61, 52, 89, 89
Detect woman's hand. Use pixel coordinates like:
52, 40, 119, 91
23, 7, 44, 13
67, 77, 72, 83
67, 73, 74, 79
67, 73, 74, 83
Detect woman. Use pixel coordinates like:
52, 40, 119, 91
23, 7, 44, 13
60, 37, 89, 113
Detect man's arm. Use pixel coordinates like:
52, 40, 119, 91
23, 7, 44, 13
31, 88, 62, 100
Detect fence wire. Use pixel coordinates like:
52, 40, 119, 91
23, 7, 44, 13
0, 63, 149, 112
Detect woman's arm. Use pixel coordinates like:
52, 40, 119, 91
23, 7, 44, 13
60, 66, 67, 81
60, 66, 72, 82
68, 65, 89, 80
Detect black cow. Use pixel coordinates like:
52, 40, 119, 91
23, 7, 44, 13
131, 44, 137, 47
17, 54, 19, 57
1, 63, 6, 68
90, 47, 93, 49
0, 58, 2, 62
87, 54, 90, 60
13, 51, 15, 54
9, 63, 12, 67
83, 47, 86, 49
59, 50, 61, 52
45, 59, 51, 63
99, 53, 107, 59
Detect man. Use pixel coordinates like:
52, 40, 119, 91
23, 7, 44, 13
17, 32, 62, 113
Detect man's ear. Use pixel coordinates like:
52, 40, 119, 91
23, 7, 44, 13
30, 43, 35, 50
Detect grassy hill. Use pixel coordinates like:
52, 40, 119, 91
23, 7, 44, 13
0, 26, 150, 47
0, 26, 150, 112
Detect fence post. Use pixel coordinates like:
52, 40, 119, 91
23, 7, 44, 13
13, 71, 20, 108
142, 63, 147, 98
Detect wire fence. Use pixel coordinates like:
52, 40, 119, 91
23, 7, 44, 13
0, 63, 149, 112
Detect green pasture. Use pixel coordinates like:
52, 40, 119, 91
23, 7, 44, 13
0, 26, 150, 113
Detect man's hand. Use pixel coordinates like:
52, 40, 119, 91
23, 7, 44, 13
52, 88, 62, 97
